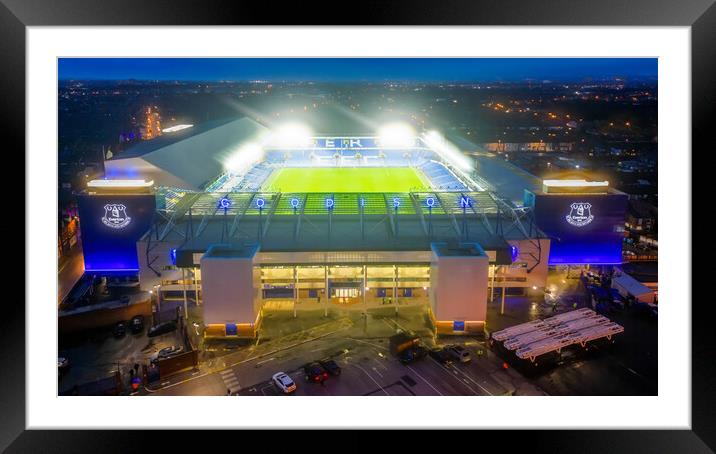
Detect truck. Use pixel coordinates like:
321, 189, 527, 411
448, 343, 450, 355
389, 332, 420, 356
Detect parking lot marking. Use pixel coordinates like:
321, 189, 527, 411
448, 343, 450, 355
352, 363, 389, 396
406, 365, 443, 396
449, 363, 494, 396
429, 359, 480, 395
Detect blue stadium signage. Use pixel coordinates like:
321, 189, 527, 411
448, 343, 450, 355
310, 137, 417, 149
217, 197, 232, 210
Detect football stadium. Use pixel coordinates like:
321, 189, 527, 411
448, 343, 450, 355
78, 116, 627, 339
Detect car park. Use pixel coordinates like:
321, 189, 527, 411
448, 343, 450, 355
112, 321, 127, 338
428, 348, 453, 365
130, 315, 144, 334
319, 359, 341, 376
303, 362, 329, 383
445, 345, 472, 363
147, 320, 177, 337
272, 372, 297, 394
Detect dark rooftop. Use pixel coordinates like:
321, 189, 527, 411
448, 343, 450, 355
111, 117, 241, 160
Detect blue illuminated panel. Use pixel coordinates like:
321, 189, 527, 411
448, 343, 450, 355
527, 191, 627, 265
77, 194, 155, 272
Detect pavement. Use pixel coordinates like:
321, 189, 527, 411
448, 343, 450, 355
141, 307, 545, 397
485, 268, 658, 396
58, 267, 655, 397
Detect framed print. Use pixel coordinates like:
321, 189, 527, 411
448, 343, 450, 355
5, 0, 713, 450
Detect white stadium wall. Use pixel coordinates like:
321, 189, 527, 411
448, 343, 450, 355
200, 251, 259, 329
430, 244, 489, 335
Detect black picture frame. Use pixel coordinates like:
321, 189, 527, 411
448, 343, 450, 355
5, 0, 711, 450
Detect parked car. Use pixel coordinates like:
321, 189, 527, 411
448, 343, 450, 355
303, 362, 329, 383
130, 315, 144, 334
398, 346, 428, 364
428, 348, 453, 365
150, 345, 184, 363
272, 372, 297, 394
147, 320, 177, 337
319, 359, 341, 376
445, 345, 472, 363
112, 321, 127, 338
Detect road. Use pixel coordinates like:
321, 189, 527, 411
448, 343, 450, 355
143, 331, 538, 397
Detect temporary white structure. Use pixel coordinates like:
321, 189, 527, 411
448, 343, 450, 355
492, 308, 624, 362
491, 319, 546, 342
612, 272, 656, 303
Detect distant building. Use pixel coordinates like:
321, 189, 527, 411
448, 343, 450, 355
626, 199, 657, 233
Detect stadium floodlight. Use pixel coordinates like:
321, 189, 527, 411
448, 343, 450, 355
162, 124, 193, 133
422, 130, 473, 172
272, 123, 313, 148
87, 179, 154, 188
224, 142, 264, 174
377, 123, 416, 148
543, 179, 609, 188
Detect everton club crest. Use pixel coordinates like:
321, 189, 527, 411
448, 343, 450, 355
565, 202, 594, 227
102, 203, 132, 229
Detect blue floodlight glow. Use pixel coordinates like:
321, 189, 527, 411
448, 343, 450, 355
426, 197, 435, 208
290, 197, 300, 209
256, 198, 265, 209
325, 198, 334, 210
218, 197, 231, 209
170, 248, 177, 265
77, 194, 155, 272
460, 196, 472, 208
393, 197, 401, 208
510, 245, 519, 262
526, 191, 628, 265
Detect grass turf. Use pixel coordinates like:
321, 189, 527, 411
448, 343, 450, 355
261, 167, 427, 193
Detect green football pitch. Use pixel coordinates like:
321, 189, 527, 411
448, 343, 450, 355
261, 167, 429, 192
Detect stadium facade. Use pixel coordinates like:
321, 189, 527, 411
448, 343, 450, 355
78, 117, 627, 338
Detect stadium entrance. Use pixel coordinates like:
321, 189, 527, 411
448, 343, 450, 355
258, 263, 431, 311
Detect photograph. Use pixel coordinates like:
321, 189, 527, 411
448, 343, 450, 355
5, 3, 706, 444
56, 57, 659, 398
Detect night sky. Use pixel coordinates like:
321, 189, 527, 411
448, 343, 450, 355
58, 58, 657, 83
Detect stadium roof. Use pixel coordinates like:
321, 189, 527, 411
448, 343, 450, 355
472, 154, 541, 205
444, 133, 542, 205
146, 200, 546, 266
105, 117, 269, 190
